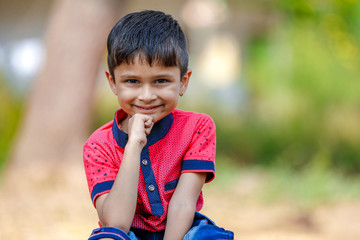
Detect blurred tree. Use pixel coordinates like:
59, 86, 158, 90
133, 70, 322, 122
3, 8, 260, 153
6, 0, 125, 181
215, 0, 360, 173
0, 77, 22, 170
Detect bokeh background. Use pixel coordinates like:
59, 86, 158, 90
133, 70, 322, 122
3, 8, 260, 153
1, 0, 360, 239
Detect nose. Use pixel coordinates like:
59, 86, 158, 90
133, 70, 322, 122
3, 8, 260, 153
138, 85, 157, 102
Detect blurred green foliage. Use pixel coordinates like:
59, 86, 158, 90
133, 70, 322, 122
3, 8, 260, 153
0, 75, 23, 170
2, 0, 360, 176
261, 166, 360, 206
215, 0, 360, 173
209, 156, 360, 206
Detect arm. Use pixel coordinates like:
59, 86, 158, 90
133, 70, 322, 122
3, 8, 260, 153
95, 114, 154, 233
163, 172, 207, 240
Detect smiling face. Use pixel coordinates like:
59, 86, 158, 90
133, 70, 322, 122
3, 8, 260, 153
106, 55, 191, 123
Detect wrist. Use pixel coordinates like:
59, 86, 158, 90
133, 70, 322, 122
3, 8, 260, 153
126, 138, 145, 151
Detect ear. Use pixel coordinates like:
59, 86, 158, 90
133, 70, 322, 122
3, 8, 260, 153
105, 70, 117, 95
180, 69, 192, 96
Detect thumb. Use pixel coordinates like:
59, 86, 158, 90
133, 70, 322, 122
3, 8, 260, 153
144, 117, 154, 135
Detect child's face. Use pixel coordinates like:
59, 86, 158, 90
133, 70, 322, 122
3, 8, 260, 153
106, 56, 191, 123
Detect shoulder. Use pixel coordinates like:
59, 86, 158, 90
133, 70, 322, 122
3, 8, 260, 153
172, 109, 215, 128
172, 109, 215, 122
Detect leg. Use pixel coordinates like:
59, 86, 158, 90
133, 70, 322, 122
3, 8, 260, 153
183, 212, 234, 240
88, 227, 140, 240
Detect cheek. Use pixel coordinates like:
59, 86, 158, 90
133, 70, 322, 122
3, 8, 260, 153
162, 94, 179, 105
117, 91, 133, 102
163, 94, 180, 109
161, 87, 180, 99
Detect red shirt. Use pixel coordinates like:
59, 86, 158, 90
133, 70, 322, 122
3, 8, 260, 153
83, 109, 216, 231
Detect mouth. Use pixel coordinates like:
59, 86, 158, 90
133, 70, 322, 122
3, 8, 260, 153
133, 105, 162, 113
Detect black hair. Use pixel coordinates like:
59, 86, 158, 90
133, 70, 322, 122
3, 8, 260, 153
107, 10, 189, 80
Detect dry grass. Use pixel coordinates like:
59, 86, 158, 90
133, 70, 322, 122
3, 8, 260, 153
1, 162, 360, 240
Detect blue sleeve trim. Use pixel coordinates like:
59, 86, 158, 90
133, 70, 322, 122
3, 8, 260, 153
91, 181, 114, 202
182, 160, 215, 171
181, 160, 215, 182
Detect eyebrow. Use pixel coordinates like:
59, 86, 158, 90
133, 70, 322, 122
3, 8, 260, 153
118, 73, 177, 79
118, 74, 138, 79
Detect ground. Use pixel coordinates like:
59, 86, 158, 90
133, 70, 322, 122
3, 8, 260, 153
1, 163, 360, 240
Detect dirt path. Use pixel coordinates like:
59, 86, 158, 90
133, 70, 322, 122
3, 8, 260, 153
1, 165, 360, 240
203, 185, 360, 240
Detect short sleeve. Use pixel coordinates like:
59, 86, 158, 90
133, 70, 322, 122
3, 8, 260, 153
181, 115, 216, 182
83, 141, 120, 206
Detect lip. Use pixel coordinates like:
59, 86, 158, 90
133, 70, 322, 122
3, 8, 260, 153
133, 105, 162, 113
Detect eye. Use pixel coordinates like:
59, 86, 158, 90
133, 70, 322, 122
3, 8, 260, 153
155, 79, 169, 84
125, 79, 139, 84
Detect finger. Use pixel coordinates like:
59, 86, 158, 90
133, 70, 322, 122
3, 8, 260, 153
144, 124, 153, 135
144, 121, 153, 129
145, 128, 151, 136
144, 115, 154, 124
144, 121, 154, 135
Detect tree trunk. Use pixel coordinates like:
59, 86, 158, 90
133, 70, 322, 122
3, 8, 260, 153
0, 1, 125, 239
7, 0, 124, 181
0, 0, 124, 240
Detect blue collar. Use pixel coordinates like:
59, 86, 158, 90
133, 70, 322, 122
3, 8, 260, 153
112, 109, 174, 148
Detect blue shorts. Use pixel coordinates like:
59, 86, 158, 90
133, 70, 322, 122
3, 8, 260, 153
88, 212, 234, 240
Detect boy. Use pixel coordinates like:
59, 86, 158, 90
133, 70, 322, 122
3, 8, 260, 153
83, 10, 234, 240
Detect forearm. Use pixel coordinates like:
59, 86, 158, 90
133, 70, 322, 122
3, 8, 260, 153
99, 141, 142, 231
163, 172, 207, 240
163, 200, 196, 240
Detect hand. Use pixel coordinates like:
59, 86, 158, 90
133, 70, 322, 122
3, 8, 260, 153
127, 114, 154, 147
